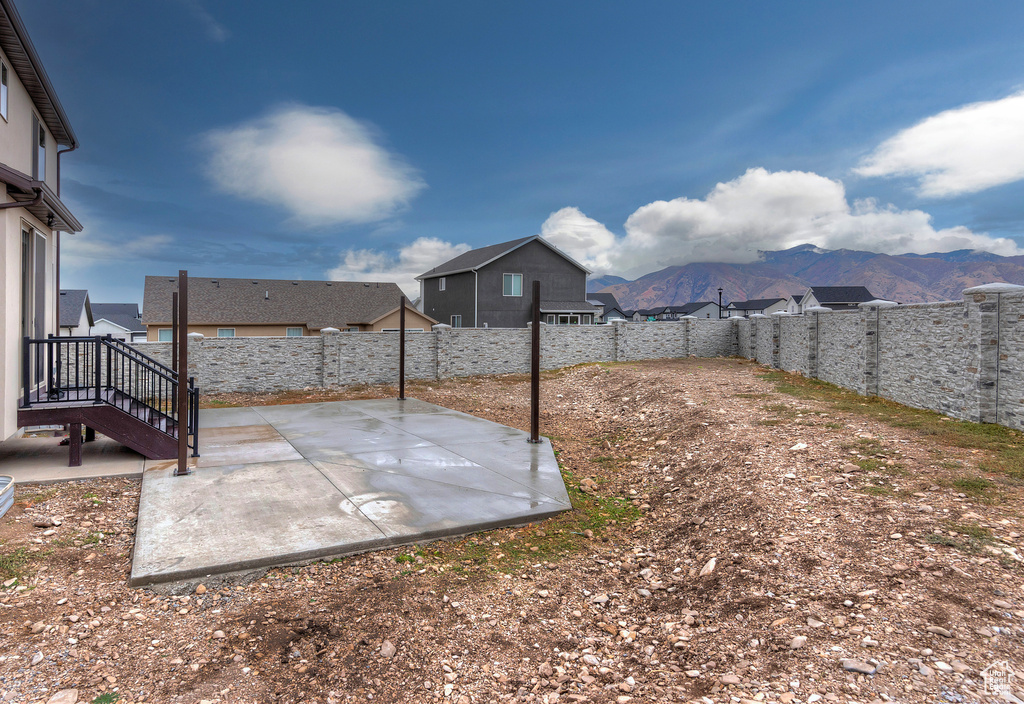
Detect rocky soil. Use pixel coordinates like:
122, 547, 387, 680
1, 358, 1022, 704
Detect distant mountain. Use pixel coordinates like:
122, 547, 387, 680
587, 275, 627, 292
598, 245, 1024, 310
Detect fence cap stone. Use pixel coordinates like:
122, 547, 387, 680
749, 313, 768, 319
186, 332, 204, 339
320, 327, 340, 334
858, 299, 899, 309
771, 311, 791, 317
963, 282, 1024, 295
804, 306, 832, 313
431, 323, 451, 330
680, 315, 697, 319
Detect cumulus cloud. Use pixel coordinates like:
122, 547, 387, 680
539, 207, 618, 272
855, 91, 1024, 197
328, 237, 471, 297
542, 168, 1021, 278
204, 104, 425, 226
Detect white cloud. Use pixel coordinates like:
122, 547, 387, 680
855, 91, 1024, 197
204, 104, 425, 226
328, 237, 471, 297
539, 207, 618, 273
541, 168, 1021, 278
178, 0, 230, 42
62, 233, 174, 262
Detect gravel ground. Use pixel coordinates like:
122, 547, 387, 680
1, 357, 1022, 704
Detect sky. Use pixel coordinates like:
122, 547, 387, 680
22, 0, 1024, 303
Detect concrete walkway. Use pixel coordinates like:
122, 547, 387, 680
0, 434, 151, 484
131, 398, 570, 588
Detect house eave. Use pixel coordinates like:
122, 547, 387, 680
0, 162, 82, 231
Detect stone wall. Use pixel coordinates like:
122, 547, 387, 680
778, 315, 806, 374
690, 318, 737, 357
616, 322, 688, 361
736, 319, 751, 359
815, 311, 862, 392
997, 289, 1024, 429
753, 316, 773, 366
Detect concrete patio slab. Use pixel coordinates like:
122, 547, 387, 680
0, 435, 147, 484
131, 399, 570, 587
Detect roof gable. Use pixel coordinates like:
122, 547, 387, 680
91, 303, 143, 332
806, 286, 875, 304
417, 235, 590, 279
59, 289, 91, 327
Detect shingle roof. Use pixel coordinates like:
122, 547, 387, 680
790, 293, 804, 303
806, 286, 875, 304
141, 276, 406, 329
665, 301, 717, 315
729, 298, 785, 310
587, 292, 621, 310
540, 300, 598, 312
91, 303, 144, 333
59, 289, 91, 328
417, 235, 590, 279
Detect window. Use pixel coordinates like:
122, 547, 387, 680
344, 327, 359, 332
451, 315, 462, 328
31, 116, 45, 181
545, 314, 555, 324
217, 328, 235, 337
286, 327, 302, 337
0, 62, 7, 120
381, 328, 424, 333
502, 273, 522, 297
438, 277, 446, 291
158, 329, 173, 342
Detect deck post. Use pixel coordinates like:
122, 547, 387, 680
171, 291, 178, 371
529, 280, 541, 444
175, 270, 190, 476
399, 295, 406, 400
68, 422, 82, 467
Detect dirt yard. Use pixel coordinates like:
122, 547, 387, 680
1, 358, 1022, 704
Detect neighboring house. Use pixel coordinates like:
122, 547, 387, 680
587, 292, 626, 322
786, 293, 804, 314
0, 0, 83, 440
725, 298, 787, 318
633, 308, 666, 322
141, 277, 436, 340
663, 301, 721, 319
91, 302, 145, 342
58, 289, 92, 336
800, 286, 878, 311
417, 235, 596, 328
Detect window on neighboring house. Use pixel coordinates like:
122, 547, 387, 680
381, 328, 424, 333
545, 314, 555, 324
158, 329, 172, 342
31, 115, 46, 181
217, 328, 235, 337
502, 273, 522, 297
438, 277, 446, 291
451, 315, 462, 328
286, 327, 302, 337
344, 327, 360, 332
1, 63, 8, 121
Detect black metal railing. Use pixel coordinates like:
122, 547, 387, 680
21, 335, 199, 457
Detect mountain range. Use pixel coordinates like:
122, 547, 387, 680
590, 244, 1024, 310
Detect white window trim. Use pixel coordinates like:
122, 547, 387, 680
438, 277, 446, 291
285, 327, 303, 337
451, 315, 462, 328
157, 328, 172, 341
502, 273, 522, 297
217, 328, 236, 337
0, 61, 8, 122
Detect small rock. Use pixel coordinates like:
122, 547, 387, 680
537, 590, 549, 598
591, 594, 609, 604
380, 640, 396, 658
918, 664, 934, 677
30, 651, 44, 666
841, 659, 876, 675
926, 626, 952, 638
950, 660, 969, 674
721, 674, 741, 685
976, 627, 994, 638
583, 529, 594, 539
699, 557, 716, 577
637, 589, 651, 598
195, 584, 207, 595
790, 636, 807, 649
933, 661, 953, 674
212, 630, 226, 639
684, 669, 700, 677
993, 599, 1013, 610
30, 621, 45, 634
46, 691, 78, 704
807, 617, 825, 628
889, 533, 902, 540
538, 661, 553, 677
790, 443, 808, 451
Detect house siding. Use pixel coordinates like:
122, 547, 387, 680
420, 270, 476, 327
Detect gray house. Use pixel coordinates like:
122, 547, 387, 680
417, 236, 596, 328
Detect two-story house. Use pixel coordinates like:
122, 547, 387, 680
417, 236, 596, 328
0, 0, 82, 440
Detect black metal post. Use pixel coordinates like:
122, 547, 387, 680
529, 280, 541, 444
175, 270, 189, 476
398, 295, 406, 400
93, 336, 102, 404
190, 376, 200, 458
171, 291, 178, 371
718, 287, 723, 319
22, 336, 31, 408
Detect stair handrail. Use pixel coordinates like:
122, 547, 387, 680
105, 337, 178, 378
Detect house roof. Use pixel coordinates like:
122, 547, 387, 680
365, 305, 438, 327
91, 303, 144, 333
58, 289, 91, 328
636, 307, 668, 317
416, 235, 591, 279
141, 276, 407, 329
806, 286, 875, 304
729, 298, 786, 310
664, 301, 718, 315
587, 292, 621, 310
790, 293, 804, 303
540, 300, 598, 312
0, 0, 76, 147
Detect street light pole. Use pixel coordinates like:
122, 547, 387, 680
718, 287, 723, 319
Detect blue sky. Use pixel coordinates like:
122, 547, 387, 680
23, 0, 1024, 303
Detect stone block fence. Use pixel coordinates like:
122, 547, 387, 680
129, 283, 1024, 431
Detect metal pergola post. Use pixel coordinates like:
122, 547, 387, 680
175, 270, 189, 476
398, 295, 406, 400
529, 280, 541, 444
